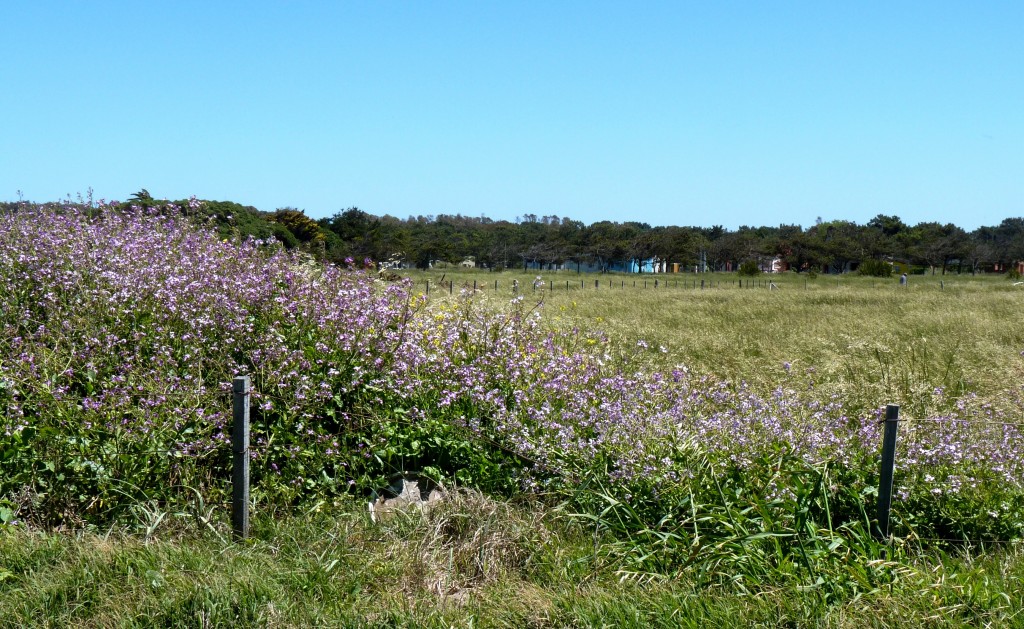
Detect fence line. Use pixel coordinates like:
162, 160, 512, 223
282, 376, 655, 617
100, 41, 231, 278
17, 380, 1024, 545
422, 277, 775, 293
899, 418, 1024, 428
415, 274, 993, 295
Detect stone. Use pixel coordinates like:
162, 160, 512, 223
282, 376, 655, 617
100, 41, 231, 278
368, 473, 443, 522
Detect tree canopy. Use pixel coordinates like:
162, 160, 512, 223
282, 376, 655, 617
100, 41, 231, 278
7, 193, 1020, 275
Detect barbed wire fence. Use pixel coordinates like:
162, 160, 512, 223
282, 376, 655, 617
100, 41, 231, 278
875, 404, 1024, 545
11, 379, 1024, 545
418, 275, 1012, 296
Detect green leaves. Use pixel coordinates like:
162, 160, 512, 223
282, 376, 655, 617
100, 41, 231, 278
565, 453, 894, 597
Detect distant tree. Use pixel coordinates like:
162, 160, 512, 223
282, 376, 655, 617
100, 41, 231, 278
908, 222, 968, 275
270, 208, 325, 252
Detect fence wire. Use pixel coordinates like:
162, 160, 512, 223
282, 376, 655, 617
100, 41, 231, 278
10, 382, 1024, 545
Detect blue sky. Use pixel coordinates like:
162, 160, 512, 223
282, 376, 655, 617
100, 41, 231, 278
3, 2, 1021, 230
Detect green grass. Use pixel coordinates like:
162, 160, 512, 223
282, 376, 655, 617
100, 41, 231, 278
3, 497, 1024, 627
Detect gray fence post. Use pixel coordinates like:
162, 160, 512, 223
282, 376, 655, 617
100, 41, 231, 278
232, 375, 251, 541
876, 404, 900, 538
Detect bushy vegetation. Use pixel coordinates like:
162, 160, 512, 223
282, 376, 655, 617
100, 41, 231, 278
737, 260, 761, 276
857, 258, 893, 277
2, 202, 1024, 624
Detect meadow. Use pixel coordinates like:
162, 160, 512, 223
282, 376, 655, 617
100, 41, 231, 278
1, 205, 1023, 626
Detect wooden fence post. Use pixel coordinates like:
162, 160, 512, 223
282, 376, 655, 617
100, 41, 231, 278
232, 375, 250, 541
876, 404, 900, 538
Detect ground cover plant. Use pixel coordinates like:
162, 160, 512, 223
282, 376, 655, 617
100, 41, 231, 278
2, 202, 1024, 625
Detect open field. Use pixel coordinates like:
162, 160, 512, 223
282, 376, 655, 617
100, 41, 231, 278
2, 208, 1024, 626
407, 268, 1024, 417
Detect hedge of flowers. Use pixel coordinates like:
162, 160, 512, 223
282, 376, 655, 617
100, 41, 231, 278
1, 203, 1022, 543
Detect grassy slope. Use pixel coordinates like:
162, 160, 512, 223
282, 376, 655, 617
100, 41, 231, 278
3, 271, 1024, 627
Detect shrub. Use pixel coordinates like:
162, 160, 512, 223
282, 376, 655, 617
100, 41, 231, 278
737, 260, 761, 276
858, 258, 893, 277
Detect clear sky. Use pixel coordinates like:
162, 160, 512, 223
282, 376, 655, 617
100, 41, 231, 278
3, 2, 1021, 230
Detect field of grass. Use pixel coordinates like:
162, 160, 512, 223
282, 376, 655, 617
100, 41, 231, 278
3, 209, 1024, 626
410, 268, 1024, 418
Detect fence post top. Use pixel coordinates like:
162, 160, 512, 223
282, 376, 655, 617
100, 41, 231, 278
233, 375, 251, 392
885, 404, 900, 421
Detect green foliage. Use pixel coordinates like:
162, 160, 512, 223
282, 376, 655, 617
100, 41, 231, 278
565, 448, 895, 597
200, 200, 276, 241
737, 260, 760, 276
269, 222, 299, 249
1008, 268, 1021, 280
858, 258, 893, 277
269, 208, 325, 247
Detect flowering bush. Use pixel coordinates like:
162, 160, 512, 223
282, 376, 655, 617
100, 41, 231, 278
1, 203, 1023, 548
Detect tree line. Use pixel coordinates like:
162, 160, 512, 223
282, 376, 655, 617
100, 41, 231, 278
5, 191, 1023, 275
312, 208, 1024, 276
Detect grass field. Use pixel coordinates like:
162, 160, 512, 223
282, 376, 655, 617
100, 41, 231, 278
3, 211, 1024, 626
412, 268, 1024, 414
